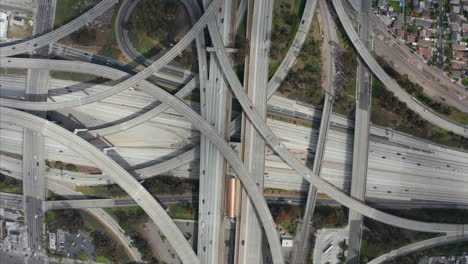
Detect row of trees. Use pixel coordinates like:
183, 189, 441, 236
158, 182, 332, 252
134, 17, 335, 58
377, 56, 453, 115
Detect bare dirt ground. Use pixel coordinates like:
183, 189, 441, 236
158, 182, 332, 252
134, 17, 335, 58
7, 24, 32, 39
316, 2, 331, 93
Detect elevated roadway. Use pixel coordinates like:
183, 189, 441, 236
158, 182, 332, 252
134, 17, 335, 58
208, 18, 468, 235
3, 0, 467, 260
347, 0, 372, 262
0, 0, 118, 57
22, 1, 56, 259
196, 0, 231, 261
367, 234, 468, 264
2, 70, 468, 205
331, 0, 468, 137
48, 42, 193, 89
0, 107, 199, 263
1, 77, 468, 206
0, 0, 221, 111
0, 192, 23, 209
291, 0, 337, 262
236, 0, 274, 263
3, 28, 468, 264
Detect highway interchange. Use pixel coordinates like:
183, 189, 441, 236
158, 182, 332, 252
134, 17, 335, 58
0, 0, 468, 263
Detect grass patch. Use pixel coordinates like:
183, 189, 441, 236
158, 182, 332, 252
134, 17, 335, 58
95, 256, 111, 263
0, 173, 22, 194
360, 217, 441, 263
54, 0, 97, 28
462, 78, 468, 86
388, 1, 403, 12
168, 202, 198, 220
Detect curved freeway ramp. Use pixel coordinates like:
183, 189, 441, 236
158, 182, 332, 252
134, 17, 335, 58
207, 21, 468, 235
0, 61, 286, 263
0, 0, 221, 111
0, 107, 198, 264
331, 0, 468, 137
0, 0, 118, 57
367, 234, 468, 264
2, 56, 468, 237
3, 53, 468, 236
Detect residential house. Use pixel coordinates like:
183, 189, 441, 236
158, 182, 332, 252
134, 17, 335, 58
418, 39, 433, 47
451, 61, 465, 69
414, 18, 433, 27
451, 70, 463, 78
449, 13, 461, 23
419, 46, 433, 60
452, 43, 467, 51
452, 32, 461, 41
396, 28, 405, 38
451, 23, 461, 32
407, 34, 417, 42
451, 4, 461, 13
422, 9, 432, 18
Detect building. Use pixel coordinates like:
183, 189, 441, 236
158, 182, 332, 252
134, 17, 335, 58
281, 237, 293, 247
452, 32, 461, 41
0, 12, 8, 39
414, 18, 433, 27
449, 13, 461, 23
49, 232, 57, 251
451, 61, 465, 70
419, 46, 433, 60
407, 34, 417, 43
451, 70, 464, 78
451, 23, 461, 32
12, 16, 24, 26
57, 229, 65, 249
450, 4, 461, 13
418, 39, 432, 47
